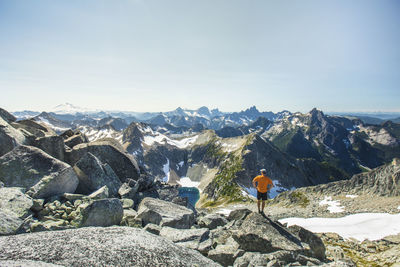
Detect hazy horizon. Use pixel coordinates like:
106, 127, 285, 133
7, 102, 400, 117
1, 0, 399, 113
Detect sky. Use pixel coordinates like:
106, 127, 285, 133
1, 0, 399, 113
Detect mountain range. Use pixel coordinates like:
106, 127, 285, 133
7, 103, 400, 206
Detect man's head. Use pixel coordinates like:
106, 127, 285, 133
260, 169, 267, 175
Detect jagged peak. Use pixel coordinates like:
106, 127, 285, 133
245, 106, 259, 113
309, 108, 324, 116
53, 102, 76, 108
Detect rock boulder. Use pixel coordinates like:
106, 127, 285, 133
0, 117, 26, 157
32, 135, 65, 161
66, 139, 140, 182
0, 227, 221, 266
11, 119, 55, 138
232, 212, 304, 254
74, 198, 123, 227
0, 145, 79, 199
0, 210, 23, 236
208, 237, 243, 266
64, 132, 88, 148
74, 152, 121, 196
136, 197, 195, 229
0, 187, 33, 219
233, 251, 322, 267
198, 213, 228, 230
160, 226, 212, 253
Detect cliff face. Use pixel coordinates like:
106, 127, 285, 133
286, 158, 400, 197
237, 135, 310, 189
328, 158, 400, 197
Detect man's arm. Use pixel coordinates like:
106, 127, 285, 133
267, 179, 274, 190
252, 177, 257, 188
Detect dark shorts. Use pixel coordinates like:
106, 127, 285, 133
257, 191, 268, 200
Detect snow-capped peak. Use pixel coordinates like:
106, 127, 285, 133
51, 103, 95, 114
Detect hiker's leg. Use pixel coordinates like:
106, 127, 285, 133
257, 200, 261, 212
261, 200, 266, 212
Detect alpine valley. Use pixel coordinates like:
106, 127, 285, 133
1, 103, 400, 267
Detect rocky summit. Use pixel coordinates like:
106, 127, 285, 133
0, 106, 400, 266
0, 227, 220, 267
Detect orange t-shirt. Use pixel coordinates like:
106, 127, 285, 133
253, 175, 273, 193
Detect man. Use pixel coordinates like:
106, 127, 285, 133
252, 169, 273, 214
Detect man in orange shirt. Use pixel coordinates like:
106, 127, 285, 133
252, 169, 274, 214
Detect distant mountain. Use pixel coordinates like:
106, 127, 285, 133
345, 115, 384, 125
12, 104, 292, 131
51, 103, 93, 114
33, 112, 73, 133
328, 112, 400, 125
15, 106, 398, 179
97, 117, 128, 131
392, 117, 400, 123
12, 110, 40, 120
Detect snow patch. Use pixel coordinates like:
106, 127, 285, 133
37, 117, 70, 132
142, 126, 154, 133
162, 159, 170, 183
177, 177, 200, 188
279, 213, 400, 242
38, 117, 50, 125
170, 135, 198, 148
143, 134, 167, 146
216, 208, 232, 216
178, 161, 184, 167
131, 150, 141, 156
346, 195, 358, 199
80, 126, 122, 143
358, 125, 398, 146
241, 187, 257, 198
221, 142, 240, 152
143, 133, 198, 148
319, 196, 344, 213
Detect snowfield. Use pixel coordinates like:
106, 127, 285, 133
143, 133, 198, 148
37, 117, 70, 132
177, 177, 200, 188
319, 196, 344, 213
279, 213, 400, 241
